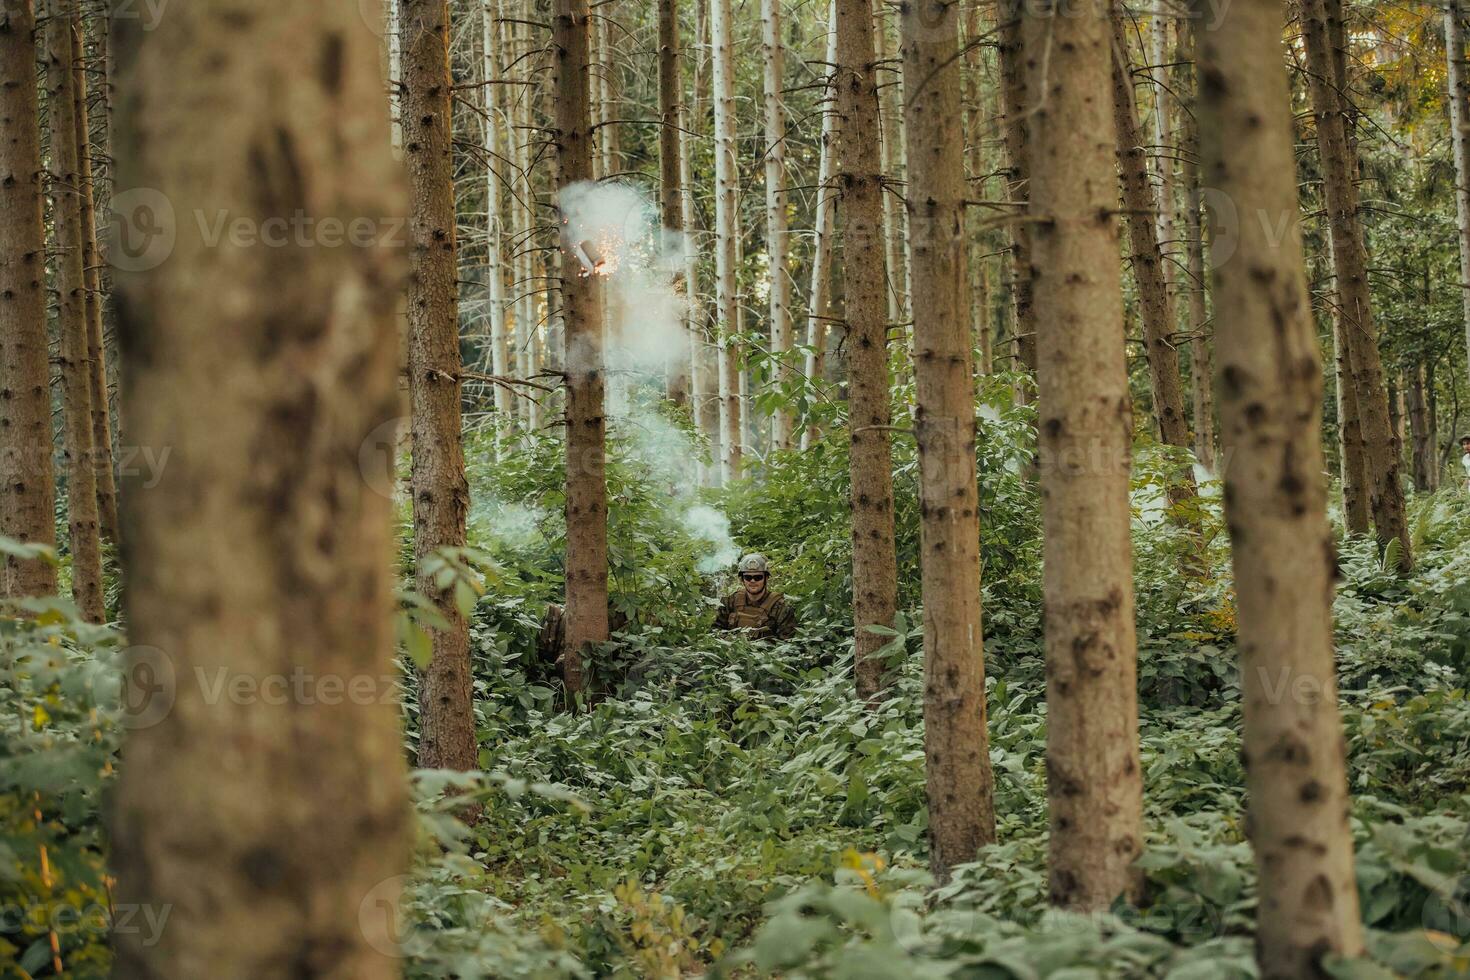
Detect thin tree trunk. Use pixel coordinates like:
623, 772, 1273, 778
762, 0, 794, 448
556, 0, 609, 696
1194, 0, 1366, 969
513, 11, 539, 434
801, 0, 840, 450
1148, 6, 1174, 293
594, 5, 620, 179
835, 0, 897, 702
874, 0, 908, 332
45, 5, 104, 623
0, 0, 58, 598
1301, 0, 1412, 570
1427, 359, 1440, 490
1446, 0, 1470, 372
1409, 361, 1432, 493
964, 1, 993, 376
1110, 13, 1192, 456
1179, 18, 1215, 470
902, 0, 996, 879
1331, 269, 1371, 531
659, 0, 690, 406
685, 1, 721, 480
485, 0, 515, 442
711, 0, 742, 481
1025, 0, 1143, 911
71, 19, 119, 544
997, 0, 1036, 385
109, 0, 411, 972
402, 0, 476, 769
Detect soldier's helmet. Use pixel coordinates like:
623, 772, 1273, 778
737, 553, 771, 576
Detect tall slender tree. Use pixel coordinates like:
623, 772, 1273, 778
71, 17, 119, 544
402, 0, 476, 769
711, 0, 742, 481
485, 0, 515, 443
1178, 18, 1215, 470
1446, 0, 1470, 371
556, 0, 609, 696
874, 0, 908, 331
762, 0, 794, 449
901, 0, 996, 878
0, 0, 57, 599
835, 0, 897, 701
1110, 13, 1194, 467
997, 0, 1036, 386
1195, 0, 1366, 969
45, 2, 104, 623
659, 0, 690, 406
1025, 0, 1143, 909
1300, 0, 1411, 570
109, 0, 411, 971
801, 0, 840, 450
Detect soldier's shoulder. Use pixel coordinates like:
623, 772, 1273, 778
720, 590, 742, 606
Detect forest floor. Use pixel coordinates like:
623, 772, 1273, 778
7, 411, 1470, 978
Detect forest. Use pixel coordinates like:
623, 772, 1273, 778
4, 0, 1470, 975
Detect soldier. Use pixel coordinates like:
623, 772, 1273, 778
713, 554, 797, 641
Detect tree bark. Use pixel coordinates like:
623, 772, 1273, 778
1446, 0, 1470, 373
72, 18, 119, 545
402, 0, 476, 769
109, 0, 412, 972
801, 0, 840, 451
1025, 0, 1143, 911
1408, 361, 1432, 493
874, 0, 909, 332
835, 0, 897, 702
763, 0, 794, 449
1301, 0, 1412, 570
659, 0, 690, 406
556, 0, 609, 696
45, 5, 104, 623
1327, 236, 1370, 531
711, 0, 742, 481
1110, 13, 1193, 457
0, 0, 58, 598
593, 5, 620, 179
1179, 18, 1215, 470
997, 0, 1036, 384
902, 0, 996, 879
1194, 0, 1366, 969
484, 0, 515, 443
963, 1, 994, 376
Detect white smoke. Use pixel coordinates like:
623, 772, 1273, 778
684, 504, 742, 575
556, 180, 690, 387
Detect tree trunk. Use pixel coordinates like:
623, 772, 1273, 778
684, 4, 721, 480
1301, 0, 1412, 570
997, 0, 1036, 384
593, 6, 620, 179
513, 11, 540, 434
1427, 359, 1440, 490
109, 0, 411, 972
1179, 19, 1215, 471
0, 0, 58, 599
402, 0, 476, 769
1024, 0, 1143, 911
1194, 0, 1367, 969
835, 0, 897, 702
1110, 13, 1193, 456
484, 0, 515, 443
1328, 235, 1370, 531
963, 2, 993, 377
874, 0, 909, 333
762, 0, 794, 449
801, 0, 840, 451
45, 6, 104, 623
1446, 0, 1470, 372
711, 0, 742, 481
71, 20, 119, 544
1409, 362, 1432, 493
902, 0, 996, 879
659, 0, 690, 406
556, 0, 609, 696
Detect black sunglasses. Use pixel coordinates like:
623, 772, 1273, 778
740, 573, 766, 582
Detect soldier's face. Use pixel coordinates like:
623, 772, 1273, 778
741, 573, 767, 597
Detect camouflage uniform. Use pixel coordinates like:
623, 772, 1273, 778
713, 588, 797, 641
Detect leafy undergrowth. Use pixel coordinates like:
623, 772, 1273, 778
8, 400, 1470, 977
